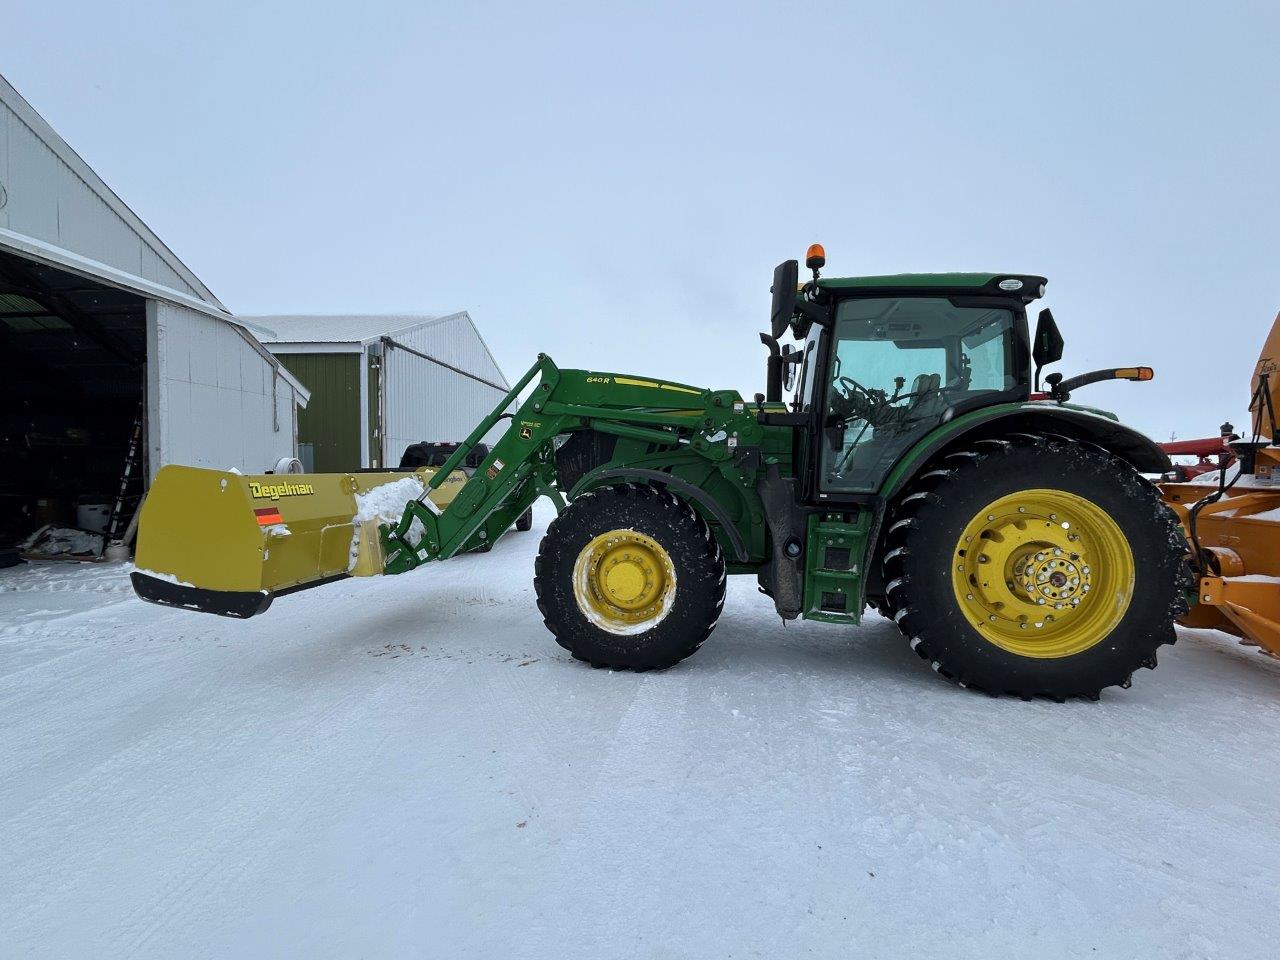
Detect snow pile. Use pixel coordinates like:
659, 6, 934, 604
354, 476, 427, 525
262, 524, 291, 538
349, 476, 427, 567
1188, 463, 1280, 488
19, 525, 103, 558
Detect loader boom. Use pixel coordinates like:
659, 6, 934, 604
133, 352, 778, 618
381, 353, 772, 575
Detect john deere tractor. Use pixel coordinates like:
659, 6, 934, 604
133, 246, 1187, 699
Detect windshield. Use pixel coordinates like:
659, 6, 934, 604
821, 297, 1019, 492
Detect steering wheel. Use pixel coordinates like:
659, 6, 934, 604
835, 376, 873, 402
832, 375, 885, 424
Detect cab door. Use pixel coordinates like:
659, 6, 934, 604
816, 296, 1022, 496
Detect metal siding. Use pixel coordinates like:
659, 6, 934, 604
367, 352, 382, 467
382, 315, 512, 464
275, 353, 362, 472
0, 106, 8, 230
4, 103, 58, 244
0, 95, 206, 303
153, 301, 298, 474
140, 241, 189, 292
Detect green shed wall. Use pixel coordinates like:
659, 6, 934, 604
275, 353, 361, 472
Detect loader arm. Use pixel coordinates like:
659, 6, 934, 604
379, 354, 770, 574
380, 354, 568, 571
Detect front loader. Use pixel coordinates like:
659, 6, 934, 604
134, 246, 1187, 699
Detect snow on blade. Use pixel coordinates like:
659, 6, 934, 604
130, 567, 196, 588
349, 476, 427, 568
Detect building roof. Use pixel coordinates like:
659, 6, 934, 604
247, 313, 443, 345
250, 310, 509, 391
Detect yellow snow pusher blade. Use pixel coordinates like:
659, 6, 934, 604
130, 464, 466, 618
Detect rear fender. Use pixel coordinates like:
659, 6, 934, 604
881, 403, 1171, 501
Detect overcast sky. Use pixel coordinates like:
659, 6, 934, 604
4, 1, 1278, 442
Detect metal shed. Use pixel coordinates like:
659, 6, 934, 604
249, 313, 509, 472
0, 72, 308, 551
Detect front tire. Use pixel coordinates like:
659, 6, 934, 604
882, 435, 1187, 700
534, 484, 726, 670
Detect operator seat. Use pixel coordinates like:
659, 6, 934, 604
906, 373, 946, 420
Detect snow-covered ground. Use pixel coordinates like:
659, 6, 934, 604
2, 501, 1278, 960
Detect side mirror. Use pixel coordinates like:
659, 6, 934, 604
781, 343, 801, 391
770, 259, 799, 340
1032, 308, 1064, 390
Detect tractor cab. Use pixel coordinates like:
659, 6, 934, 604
764, 249, 1045, 495
763, 247, 1158, 501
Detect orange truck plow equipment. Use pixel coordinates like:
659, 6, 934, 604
1160, 313, 1280, 657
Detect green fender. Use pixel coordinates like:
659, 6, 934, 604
568, 465, 753, 563
879, 402, 1172, 500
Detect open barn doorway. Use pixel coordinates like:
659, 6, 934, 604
0, 249, 148, 561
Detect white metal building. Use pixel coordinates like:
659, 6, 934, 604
248, 313, 509, 472
0, 72, 308, 545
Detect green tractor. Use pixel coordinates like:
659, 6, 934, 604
133, 247, 1187, 699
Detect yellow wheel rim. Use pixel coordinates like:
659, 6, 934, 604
573, 529, 677, 634
951, 489, 1134, 658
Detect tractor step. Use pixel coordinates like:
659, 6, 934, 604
802, 512, 872, 623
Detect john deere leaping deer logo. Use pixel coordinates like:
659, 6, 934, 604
519, 420, 540, 441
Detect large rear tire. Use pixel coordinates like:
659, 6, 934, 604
534, 484, 725, 670
881, 434, 1188, 700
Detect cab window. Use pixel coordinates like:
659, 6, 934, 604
821, 297, 1018, 492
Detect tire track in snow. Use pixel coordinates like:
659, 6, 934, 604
517, 669, 692, 955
